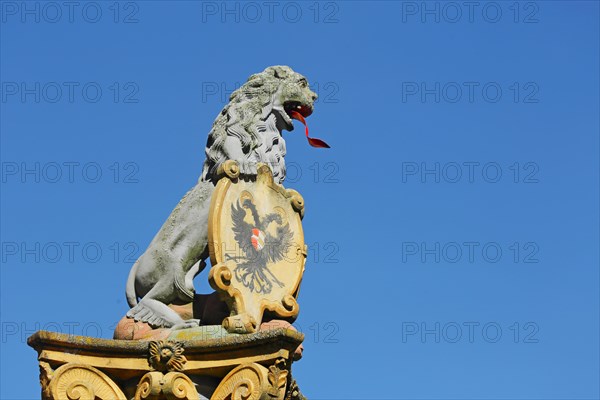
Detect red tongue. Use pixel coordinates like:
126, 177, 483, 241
289, 110, 331, 148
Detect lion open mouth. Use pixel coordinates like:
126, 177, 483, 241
284, 101, 313, 118
283, 101, 330, 148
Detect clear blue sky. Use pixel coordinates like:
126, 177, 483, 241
1, 1, 598, 399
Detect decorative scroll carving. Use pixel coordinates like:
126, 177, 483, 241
29, 329, 304, 400
211, 359, 291, 400
216, 159, 241, 180
267, 358, 289, 399
48, 363, 126, 400
135, 371, 199, 400
135, 372, 163, 400
210, 363, 270, 400
284, 379, 306, 400
39, 361, 53, 400
164, 372, 199, 400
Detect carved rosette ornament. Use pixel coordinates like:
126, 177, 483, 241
148, 340, 187, 372
208, 161, 307, 333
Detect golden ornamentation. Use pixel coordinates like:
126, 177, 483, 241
210, 363, 269, 400
208, 161, 307, 333
165, 372, 198, 400
216, 159, 241, 180
48, 363, 126, 400
29, 329, 304, 398
284, 379, 305, 400
39, 361, 53, 400
149, 340, 187, 372
134, 371, 199, 400
286, 189, 305, 219
267, 358, 289, 399
135, 372, 163, 400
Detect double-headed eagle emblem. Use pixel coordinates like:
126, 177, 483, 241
226, 198, 294, 294
207, 162, 305, 333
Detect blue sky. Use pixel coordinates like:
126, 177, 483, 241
1, 1, 598, 399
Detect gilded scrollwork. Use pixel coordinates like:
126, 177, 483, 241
134, 371, 199, 400
286, 189, 305, 219
211, 363, 269, 400
216, 160, 241, 180
284, 379, 306, 400
39, 361, 53, 400
267, 358, 289, 399
135, 372, 163, 400
48, 363, 126, 400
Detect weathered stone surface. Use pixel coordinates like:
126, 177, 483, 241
114, 293, 230, 340
28, 327, 304, 399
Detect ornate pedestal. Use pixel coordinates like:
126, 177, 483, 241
28, 327, 305, 400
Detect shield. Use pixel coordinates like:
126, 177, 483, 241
208, 161, 307, 333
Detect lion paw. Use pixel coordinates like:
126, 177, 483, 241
239, 161, 258, 178
171, 319, 201, 331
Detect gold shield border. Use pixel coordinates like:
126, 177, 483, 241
207, 161, 307, 333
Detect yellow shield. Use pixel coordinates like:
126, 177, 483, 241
208, 161, 306, 333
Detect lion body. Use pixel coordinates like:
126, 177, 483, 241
125, 66, 318, 328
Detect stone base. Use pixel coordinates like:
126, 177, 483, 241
113, 293, 232, 341
28, 327, 305, 400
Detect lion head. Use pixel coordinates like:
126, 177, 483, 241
201, 66, 318, 184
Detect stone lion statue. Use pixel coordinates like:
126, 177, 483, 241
125, 66, 318, 329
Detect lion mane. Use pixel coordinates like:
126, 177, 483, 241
200, 65, 316, 184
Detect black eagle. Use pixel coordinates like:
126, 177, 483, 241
227, 198, 294, 294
